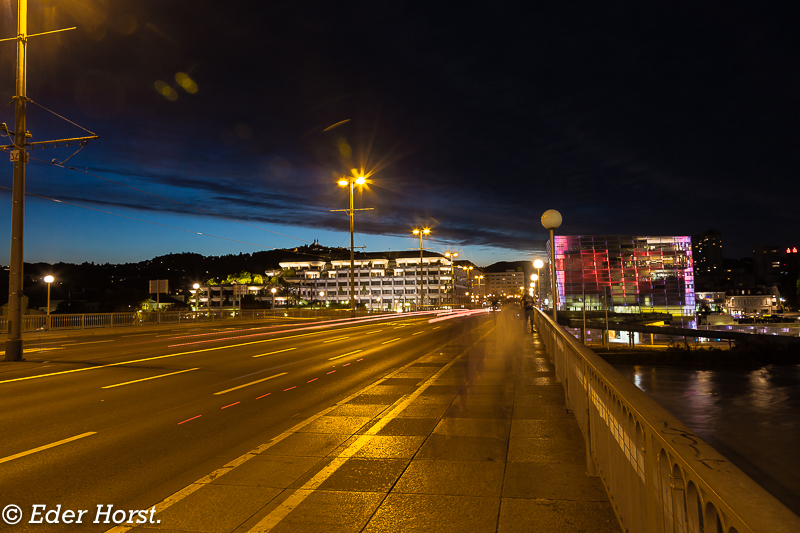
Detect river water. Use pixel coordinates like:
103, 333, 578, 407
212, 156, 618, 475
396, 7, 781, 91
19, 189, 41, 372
613, 364, 800, 515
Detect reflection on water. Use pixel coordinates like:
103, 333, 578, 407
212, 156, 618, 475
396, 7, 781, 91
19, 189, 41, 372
614, 363, 800, 515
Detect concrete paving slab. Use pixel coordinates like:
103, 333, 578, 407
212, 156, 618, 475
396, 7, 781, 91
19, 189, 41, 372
362, 494, 500, 533
266, 490, 386, 533
510, 419, 583, 440
348, 394, 401, 405
511, 404, 573, 420
326, 403, 389, 418
416, 434, 508, 463
211, 455, 324, 489
444, 403, 513, 419
503, 463, 609, 500
295, 416, 373, 434
259, 433, 350, 457
433, 417, 511, 439
507, 437, 586, 464
394, 402, 451, 419
310, 458, 409, 492
332, 435, 427, 459
497, 498, 620, 533
394, 459, 505, 497
369, 417, 440, 436
148, 484, 281, 533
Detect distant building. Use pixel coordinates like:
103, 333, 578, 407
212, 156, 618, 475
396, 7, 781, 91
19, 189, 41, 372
695, 291, 726, 313
692, 230, 724, 289
550, 235, 695, 315
725, 287, 780, 318
197, 249, 468, 311
753, 244, 783, 285
484, 270, 525, 299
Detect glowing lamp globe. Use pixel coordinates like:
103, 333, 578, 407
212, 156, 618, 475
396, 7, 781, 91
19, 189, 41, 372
533, 259, 544, 269
541, 209, 562, 230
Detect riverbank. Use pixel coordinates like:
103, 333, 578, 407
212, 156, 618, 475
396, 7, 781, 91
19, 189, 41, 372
594, 339, 800, 366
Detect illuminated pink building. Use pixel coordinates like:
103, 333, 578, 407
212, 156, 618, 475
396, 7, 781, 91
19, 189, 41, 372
549, 235, 695, 316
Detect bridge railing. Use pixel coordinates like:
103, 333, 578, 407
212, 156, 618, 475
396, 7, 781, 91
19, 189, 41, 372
534, 307, 800, 533
0, 308, 386, 333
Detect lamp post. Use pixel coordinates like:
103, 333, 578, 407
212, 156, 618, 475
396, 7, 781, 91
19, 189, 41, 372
474, 274, 484, 304
319, 290, 325, 312
44, 275, 54, 330
444, 251, 458, 307
333, 175, 372, 318
412, 227, 430, 311
192, 283, 200, 321
270, 287, 277, 315
533, 259, 544, 306
541, 210, 562, 322
530, 274, 538, 305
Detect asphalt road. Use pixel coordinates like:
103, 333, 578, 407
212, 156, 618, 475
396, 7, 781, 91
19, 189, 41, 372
0, 311, 493, 531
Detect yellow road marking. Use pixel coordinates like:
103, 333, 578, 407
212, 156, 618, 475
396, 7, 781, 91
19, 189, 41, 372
328, 350, 362, 361
381, 338, 401, 345
0, 329, 338, 385
0, 432, 97, 465
247, 325, 496, 533
322, 336, 350, 343
412, 331, 424, 336
364, 330, 383, 335
214, 372, 288, 395
103, 321, 495, 533
102, 368, 200, 389
253, 347, 296, 358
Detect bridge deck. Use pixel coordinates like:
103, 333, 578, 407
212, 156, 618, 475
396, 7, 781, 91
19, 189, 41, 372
122, 312, 620, 532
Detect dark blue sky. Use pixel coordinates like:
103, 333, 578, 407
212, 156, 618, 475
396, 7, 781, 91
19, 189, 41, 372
1, 1, 798, 267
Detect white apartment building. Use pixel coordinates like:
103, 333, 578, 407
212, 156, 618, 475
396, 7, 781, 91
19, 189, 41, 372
279, 251, 458, 311
196, 249, 471, 312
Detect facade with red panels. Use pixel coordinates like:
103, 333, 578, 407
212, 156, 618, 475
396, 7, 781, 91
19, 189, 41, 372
550, 235, 695, 316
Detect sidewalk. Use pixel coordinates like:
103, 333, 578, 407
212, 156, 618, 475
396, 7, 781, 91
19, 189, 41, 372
116, 311, 621, 533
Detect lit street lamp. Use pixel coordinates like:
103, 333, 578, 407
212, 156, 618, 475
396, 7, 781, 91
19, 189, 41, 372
444, 251, 458, 307
192, 283, 200, 321
44, 275, 54, 330
333, 173, 373, 317
541, 210, 562, 322
319, 290, 325, 310
533, 259, 544, 305
270, 287, 277, 313
412, 227, 430, 311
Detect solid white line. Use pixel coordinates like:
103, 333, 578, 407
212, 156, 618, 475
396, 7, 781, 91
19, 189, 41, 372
328, 350, 361, 361
102, 368, 199, 389
0, 432, 97, 465
214, 372, 289, 395
252, 348, 296, 358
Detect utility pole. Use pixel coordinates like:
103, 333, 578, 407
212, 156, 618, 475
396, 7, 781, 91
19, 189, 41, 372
2, 3, 93, 361
5, 0, 28, 361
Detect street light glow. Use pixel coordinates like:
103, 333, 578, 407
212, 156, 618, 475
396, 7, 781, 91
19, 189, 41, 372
355, 176, 366, 185
44, 275, 54, 284
533, 259, 544, 269
337, 179, 348, 186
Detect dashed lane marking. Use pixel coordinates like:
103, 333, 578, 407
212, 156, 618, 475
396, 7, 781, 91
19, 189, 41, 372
102, 368, 200, 389
328, 350, 362, 361
213, 372, 288, 395
0, 432, 97, 465
322, 336, 350, 343
253, 348, 296, 358
381, 338, 401, 345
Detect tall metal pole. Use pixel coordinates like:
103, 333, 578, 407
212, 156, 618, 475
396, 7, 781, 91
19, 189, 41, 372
349, 181, 355, 318
5, 0, 28, 362
46, 281, 51, 331
549, 228, 558, 323
418, 233, 423, 311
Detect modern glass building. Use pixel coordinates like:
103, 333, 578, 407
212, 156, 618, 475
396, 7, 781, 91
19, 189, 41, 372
550, 235, 695, 316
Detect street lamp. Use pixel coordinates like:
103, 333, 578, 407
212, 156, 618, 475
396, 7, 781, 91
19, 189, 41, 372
270, 287, 277, 314
319, 290, 325, 310
412, 227, 430, 311
541, 210, 562, 322
533, 259, 544, 306
474, 274, 484, 303
333, 174, 372, 318
444, 251, 458, 307
44, 275, 54, 330
192, 283, 200, 320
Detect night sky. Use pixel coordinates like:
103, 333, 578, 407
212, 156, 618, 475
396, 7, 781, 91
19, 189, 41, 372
1, 1, 798, 267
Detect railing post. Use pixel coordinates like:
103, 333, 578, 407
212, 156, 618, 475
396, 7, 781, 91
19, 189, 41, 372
81, 314, 84, 329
